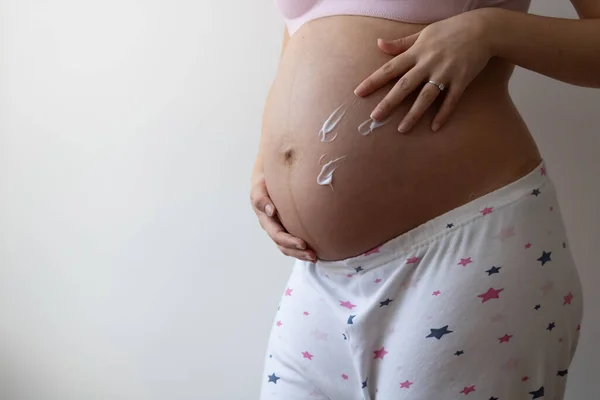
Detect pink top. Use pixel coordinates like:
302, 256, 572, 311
275, 0, 531, 36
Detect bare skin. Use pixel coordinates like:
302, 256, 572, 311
251, 2, 600, 262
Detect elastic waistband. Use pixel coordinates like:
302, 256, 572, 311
315, 161, 551, 269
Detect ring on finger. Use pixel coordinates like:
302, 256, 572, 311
427, 80, 447, 92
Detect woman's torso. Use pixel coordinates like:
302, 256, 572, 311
262, 16, 542, 261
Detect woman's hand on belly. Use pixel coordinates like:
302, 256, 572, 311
251, 173, 317, 262
354, 9, 495, 133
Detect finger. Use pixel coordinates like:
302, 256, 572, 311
258, 213, 308, 250
370, 67, 428, 122
377, 34, 419, 56
251, 180, 276, 217
398, 79, 444, 133
278, 245, 317, 262
354, 55, 414, 98
431, 84, 466, 132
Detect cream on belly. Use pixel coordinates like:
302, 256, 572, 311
316, 95, 392, 190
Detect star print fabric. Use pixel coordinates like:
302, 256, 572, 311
260, 162, 583, 400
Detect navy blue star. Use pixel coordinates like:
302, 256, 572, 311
447, 223, 454, 228
426, 325, 453, 340
486, 266, 501, 275
362, 378, 368, 388
563, 242, 567, 248
379, 298, 393, 307
269, 354, 272, 358
538, 251, 552, 265
489, 397, 499, 400
547, 322, 556, 331
342, 333, 347, 340
455, 350, 464, 356
532, 188, 541, 196
347, 315, 356, 324
268, 373, 280, 384
529, 386, 544, 399
557, 369, 568, 377
355, 266, 364, 273
534, 304, 541, 310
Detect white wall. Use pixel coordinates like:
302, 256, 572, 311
0, 1, 597, 399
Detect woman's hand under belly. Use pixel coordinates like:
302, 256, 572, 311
262, 16, 541, 261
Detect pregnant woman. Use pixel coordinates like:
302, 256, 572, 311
252, 1, 597, 399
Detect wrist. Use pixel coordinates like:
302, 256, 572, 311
475, 7, 509, 59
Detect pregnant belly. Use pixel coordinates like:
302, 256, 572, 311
262, 16, 541, 261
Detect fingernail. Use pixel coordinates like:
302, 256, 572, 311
370, 108, 383, 120
354, 87, 363, 97
398, 123, 409, 133
432, 123, 440, 132
297, 243, 306, 250
306, 253, 316, 261
265, 204, 274, 217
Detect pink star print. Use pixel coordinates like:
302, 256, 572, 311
525, 242, 532, 249
374, 278, 382, 284
540, 280, 555, 295
559, 337, 564, 343
460, 385, 476, 395
503, 357, 521, 371
364, 246, 381, 256
311, 330, 328, 341
406, 256, 421, 264
302, 351, 314, 360
522, 376, 529, 382
340, 300, 357, 309
284, 288, 293, 296
458, 257, 473, 267
400, 380, 413, 389
478, 287, 504, 303
346, 274, 354, 278
564, 292, 574, 305
498, 333, 513, 343
432, 291, 441, 296
481, 207, 494, 216
496, 226, 516, 241
541, 166, 547, 175
276, 320, 282, 327
373, 347, 388, 360
341, 374, 348, 380
303, 311, 310, 316
491, 313, 504, 323
577, 324, 581, 331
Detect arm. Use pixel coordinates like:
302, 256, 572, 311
483, 1, 600, 88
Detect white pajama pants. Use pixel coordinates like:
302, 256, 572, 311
260, 162, 583, 400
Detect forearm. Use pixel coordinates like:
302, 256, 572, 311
482, 7, 600, 88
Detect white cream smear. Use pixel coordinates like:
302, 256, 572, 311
318, 153, 328, 165
358, 117, 392, 136
318, 98, 359, 143
318, 105, 344, 142
317, 155, 347, 191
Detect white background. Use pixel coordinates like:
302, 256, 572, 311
0, 1, 598, 399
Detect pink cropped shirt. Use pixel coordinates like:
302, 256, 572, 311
275, 0, 531, 35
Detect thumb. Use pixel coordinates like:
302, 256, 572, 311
377, 33, 419, 55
